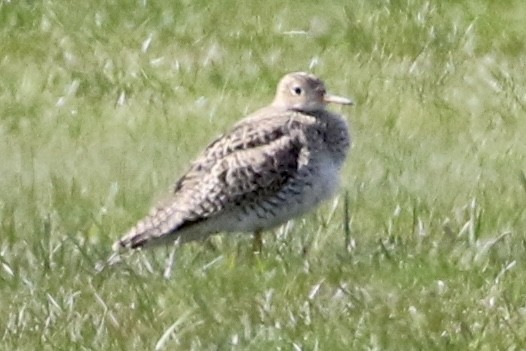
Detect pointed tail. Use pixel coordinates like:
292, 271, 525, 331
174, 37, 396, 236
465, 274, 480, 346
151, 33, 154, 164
112, 207, 183, 251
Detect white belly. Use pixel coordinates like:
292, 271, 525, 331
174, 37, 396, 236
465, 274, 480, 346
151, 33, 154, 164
214, 158, 341, 233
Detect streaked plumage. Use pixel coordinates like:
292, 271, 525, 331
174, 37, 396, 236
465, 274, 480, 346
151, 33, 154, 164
112, 72, 353, 251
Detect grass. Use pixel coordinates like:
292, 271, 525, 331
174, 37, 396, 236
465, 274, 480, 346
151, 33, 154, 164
1, 0, 526, 349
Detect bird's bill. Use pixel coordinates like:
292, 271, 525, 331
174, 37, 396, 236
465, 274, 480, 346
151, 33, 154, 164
323, 93, 354, 106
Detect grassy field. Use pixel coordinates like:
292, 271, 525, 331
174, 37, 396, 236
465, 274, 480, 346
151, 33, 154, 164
1, 0, 526, 349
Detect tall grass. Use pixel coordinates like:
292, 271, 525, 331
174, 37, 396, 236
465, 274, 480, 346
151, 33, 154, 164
1, 0, 525, 349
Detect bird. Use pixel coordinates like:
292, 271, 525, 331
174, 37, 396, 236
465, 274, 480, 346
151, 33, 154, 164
112, 72, 353, 253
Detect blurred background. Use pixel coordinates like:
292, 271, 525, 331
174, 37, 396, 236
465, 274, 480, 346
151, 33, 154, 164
1, 0, 525, 349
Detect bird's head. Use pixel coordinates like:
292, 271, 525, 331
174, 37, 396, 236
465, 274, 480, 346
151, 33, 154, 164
272, 72, 353, 112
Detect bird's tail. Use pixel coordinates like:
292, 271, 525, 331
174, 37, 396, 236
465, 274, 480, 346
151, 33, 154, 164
112, 207, 183, 251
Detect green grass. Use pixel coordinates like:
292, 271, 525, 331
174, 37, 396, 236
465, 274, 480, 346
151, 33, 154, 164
1, 0, 526, 349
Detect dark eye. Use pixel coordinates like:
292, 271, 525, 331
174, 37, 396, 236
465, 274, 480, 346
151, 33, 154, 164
293, 87, 302, 95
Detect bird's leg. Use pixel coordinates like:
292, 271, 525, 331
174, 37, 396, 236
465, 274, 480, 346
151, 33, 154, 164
252, 230, 263, 253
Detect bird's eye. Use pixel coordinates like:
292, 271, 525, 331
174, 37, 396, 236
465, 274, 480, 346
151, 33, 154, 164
292, 87, 302, 95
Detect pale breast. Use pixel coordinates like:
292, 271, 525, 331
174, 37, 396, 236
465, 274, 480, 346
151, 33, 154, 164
208, 156, 340, 233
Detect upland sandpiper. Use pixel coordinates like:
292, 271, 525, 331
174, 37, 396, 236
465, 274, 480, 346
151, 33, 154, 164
112, 72, 353, 252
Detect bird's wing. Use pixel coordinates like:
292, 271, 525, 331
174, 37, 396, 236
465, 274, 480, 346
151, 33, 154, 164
173, 108, 309, 193
174, 130, 308, 225
171, 109, 316, 222
113, 110, 316, 249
